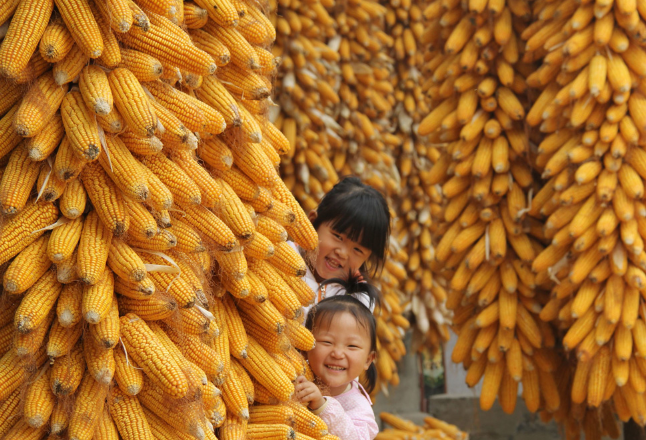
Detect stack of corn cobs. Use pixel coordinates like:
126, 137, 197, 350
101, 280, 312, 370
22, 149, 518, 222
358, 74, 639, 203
0, 0, 343, 438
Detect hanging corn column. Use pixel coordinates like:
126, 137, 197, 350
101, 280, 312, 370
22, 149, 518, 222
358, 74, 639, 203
521, 0, 646, 436
417, 0, 569, 418
381, 0, 453, 364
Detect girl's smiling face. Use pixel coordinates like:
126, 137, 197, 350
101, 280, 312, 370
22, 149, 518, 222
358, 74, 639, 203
311, 217, 372, 282
306, 311, 376, 396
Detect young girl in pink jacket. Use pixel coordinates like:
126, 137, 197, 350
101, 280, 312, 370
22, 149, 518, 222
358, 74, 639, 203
294, 284, 381, 440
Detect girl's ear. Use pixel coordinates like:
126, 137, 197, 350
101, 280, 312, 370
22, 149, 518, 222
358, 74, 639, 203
364, 351, 376, 370
308, 210, 318, 222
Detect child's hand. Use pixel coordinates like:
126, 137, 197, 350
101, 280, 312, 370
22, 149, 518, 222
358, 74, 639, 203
295, 376, 325, 410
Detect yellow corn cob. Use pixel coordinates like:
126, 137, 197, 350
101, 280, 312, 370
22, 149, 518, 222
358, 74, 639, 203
239, 2, 274, 44
220, 294, 248, 359
50, 343, 85, 396
109, 382, 155, 439
0, 0, 53, 79
13, 74, 68, 138
56, 283, 83, 327
82, 268, 115, 324
256, 215, 289, 244
81, 162, 129, 236
0, 103, 23, 161
108, 239, 147, 282
239, 336, 294, 401
24, 112, 64, 162
23, 367, 56, 428
231, 142, 279, 188
55, 248, 79, 285
50, 399, 70, 434
78, 65, 113, 116
0, 145, 40, 215
218, 64, 271, 100
287, 401, 328, 438
77, 209, 112, 285
248, 259, 302, 319
177, 203, 237, 251
198, 136, 234, 170
101, 135, 150, 201
36, 165, 67, 202
140, 153, 202, 205
54, 0, 104, 58
187, 94, 227, 135
115, 48, 162, 83
60, 90, 102, 161
53, 137, 85, 182
116, 12, 216, 76
268, 241, 307, 277
126, 200, 158, 240
249, 405, 294, 425
13, 310, 54, 357
46, 216, 83, 263
92, 0, 132, 33
3, 234, 51, 295
117, 293, 178, 320
68, 373, 109, 440
1, 418, 48, 440
89, 293, 120, 348
184, 2, 208, 28
196, 74, 242, 128
170, 150, 222, 207
244, 231, 275, 260
193, 0, 238, 27
220, 365, 249, 420
119, 131, 162, 157
212, 179, 255, 239
278, 273, 315, 307
143, 80, 206, 131
164, 326, 223, 378
39, 20, 74, 62
47, 320, 82, 357
83, 334, 115, 385
53, 44, 89, 85
14, 270, 61, 334
190, 29, 230, 67
167, 217, 206, 253
95, 406, 120, 440
109, 67, 159, 138
0, 390, 20, 436
285, 318, 315, 351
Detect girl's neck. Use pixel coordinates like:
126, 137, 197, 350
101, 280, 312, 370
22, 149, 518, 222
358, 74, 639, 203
327, 382, 352, 397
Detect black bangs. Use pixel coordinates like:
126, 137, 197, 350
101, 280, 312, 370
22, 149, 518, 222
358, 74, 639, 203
312, 176, 391, 276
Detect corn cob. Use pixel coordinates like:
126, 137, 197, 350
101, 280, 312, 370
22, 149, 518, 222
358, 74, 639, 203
50, 344, 85, 395
0, 0, 53, 79
25, 113, 65, 162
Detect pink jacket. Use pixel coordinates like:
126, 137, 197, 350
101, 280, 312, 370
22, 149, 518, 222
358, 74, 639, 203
312, 381, 378, 440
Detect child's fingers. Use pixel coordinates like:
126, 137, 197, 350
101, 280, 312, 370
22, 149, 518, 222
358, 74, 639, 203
295, 375, 306, 384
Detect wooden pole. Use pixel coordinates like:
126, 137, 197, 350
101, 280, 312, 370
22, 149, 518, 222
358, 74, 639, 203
625, 420, 646, 440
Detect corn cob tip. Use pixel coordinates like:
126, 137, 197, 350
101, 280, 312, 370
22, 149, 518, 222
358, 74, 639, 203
85, 311, 102, 324
26, 415, 46, 429
4, 281, 18, 293
58, 310, 75, 327
94, 99, 112, 116
54, 72, 73, 86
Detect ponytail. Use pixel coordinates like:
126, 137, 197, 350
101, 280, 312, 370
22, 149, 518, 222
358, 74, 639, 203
362, 360, 378, 395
